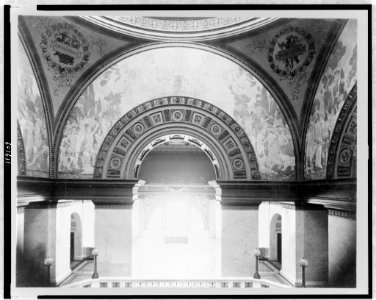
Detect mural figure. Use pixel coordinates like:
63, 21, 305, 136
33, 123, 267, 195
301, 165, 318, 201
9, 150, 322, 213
17, 40, 49, 177
305, 20, 357, 179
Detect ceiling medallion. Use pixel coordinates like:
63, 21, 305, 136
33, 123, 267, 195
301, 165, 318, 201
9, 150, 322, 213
40, 22, 90, 75
267, 26, 315, 78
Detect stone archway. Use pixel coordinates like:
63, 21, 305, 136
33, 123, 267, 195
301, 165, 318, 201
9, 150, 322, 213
94, 96, 260, 181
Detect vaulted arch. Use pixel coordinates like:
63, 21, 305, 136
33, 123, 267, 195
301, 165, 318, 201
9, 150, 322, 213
56, 45, 297, 180
93, 97, 260, 181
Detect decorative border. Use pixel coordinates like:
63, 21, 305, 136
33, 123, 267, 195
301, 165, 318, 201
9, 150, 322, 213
80, 16, 279, 41
106, 16, 252, 32
300, 19, 347, 176
326, 84, 357, 179
93, 97, 260, 181
17, 122, 26, 176
281, 202, 327, 211
52, 42, 299, 180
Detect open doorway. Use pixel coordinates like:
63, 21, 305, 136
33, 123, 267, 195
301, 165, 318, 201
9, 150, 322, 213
70, 213, 83, 270
132, 140, 222, 278
269, 214, 282, 270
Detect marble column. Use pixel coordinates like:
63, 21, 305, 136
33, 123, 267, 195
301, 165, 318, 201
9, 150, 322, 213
280, 202, 328, 287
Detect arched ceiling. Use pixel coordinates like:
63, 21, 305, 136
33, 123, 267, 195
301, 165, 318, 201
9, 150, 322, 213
16, 14, 356, 181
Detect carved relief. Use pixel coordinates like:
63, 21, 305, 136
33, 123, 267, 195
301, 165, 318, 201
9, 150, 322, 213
93, 97, 260, 181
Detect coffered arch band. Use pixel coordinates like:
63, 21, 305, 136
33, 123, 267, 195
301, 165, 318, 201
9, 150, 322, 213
111, 128, 229, 181
94, 97, 260, 181
52, 42, 299, 179
131, 133, 223, 180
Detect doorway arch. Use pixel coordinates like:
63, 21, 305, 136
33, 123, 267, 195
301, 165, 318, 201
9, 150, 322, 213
70, 213, 83, 267
269, 213, 282, 268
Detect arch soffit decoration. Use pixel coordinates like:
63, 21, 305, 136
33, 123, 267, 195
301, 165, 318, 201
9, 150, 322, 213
94, 96, 260, 181
53, 42, 300, 179
300, 20, 347, 161
132, 133, 223, 181
326, 84, 357, 180
18, 18, 55, 178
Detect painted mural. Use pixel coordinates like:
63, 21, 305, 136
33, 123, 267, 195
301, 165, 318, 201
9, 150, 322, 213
305, 20, 357, 180
58, 47, 295, 180
17, 40, 49, 177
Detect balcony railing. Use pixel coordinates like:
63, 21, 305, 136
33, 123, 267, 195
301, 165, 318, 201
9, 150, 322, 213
62, 277, 291, 289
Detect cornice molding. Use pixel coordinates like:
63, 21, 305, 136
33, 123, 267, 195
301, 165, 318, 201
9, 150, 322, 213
328, 208, 356, 219
18, 17, 55, 178
17, 176, 356, 210
281, 202, 327, 211
327, 84, 357, 179
300, 19, 347, 165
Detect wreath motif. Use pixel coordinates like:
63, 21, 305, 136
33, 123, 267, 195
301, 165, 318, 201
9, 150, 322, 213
267, 26, 315, 78
40, 22, 90, 75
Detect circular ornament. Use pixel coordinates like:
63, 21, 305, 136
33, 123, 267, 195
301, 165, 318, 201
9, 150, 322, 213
210, 124, 222, 135
40, 22, 90, 75
267, 26, 315, 78
133, 123, 145, 135
110, 157, 121, 169
172, 110, 183, 121
233, 158, 244, 170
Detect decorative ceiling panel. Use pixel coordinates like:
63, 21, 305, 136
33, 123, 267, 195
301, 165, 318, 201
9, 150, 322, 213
226, 18, 338, 118
20, 16, 131, 116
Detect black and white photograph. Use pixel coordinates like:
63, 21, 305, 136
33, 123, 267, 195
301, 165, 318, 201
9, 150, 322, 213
5, 2, 371, 298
